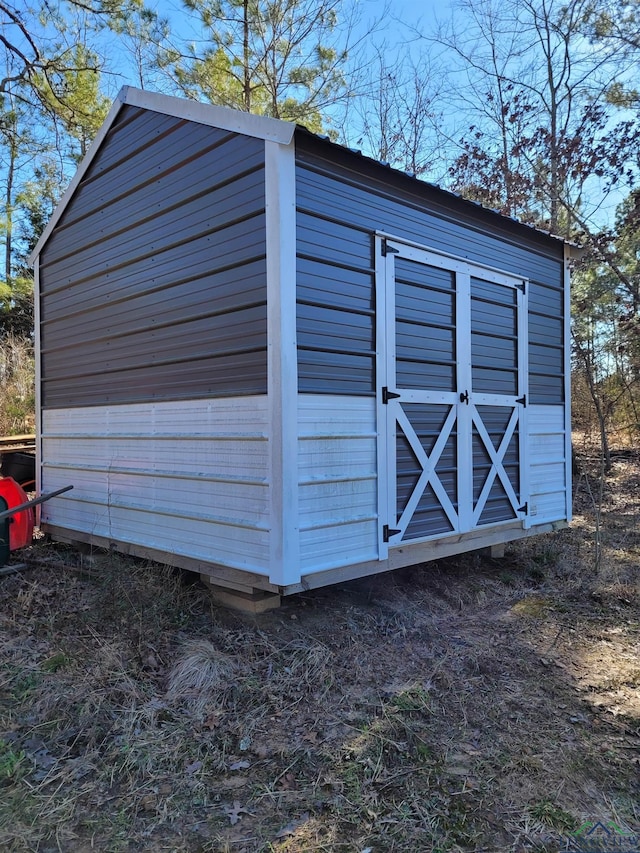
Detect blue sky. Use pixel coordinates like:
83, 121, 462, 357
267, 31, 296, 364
104, 0, 627, 228
142, 0, 448, 62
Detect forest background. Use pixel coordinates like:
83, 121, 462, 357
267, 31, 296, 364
0, 0, 638, 465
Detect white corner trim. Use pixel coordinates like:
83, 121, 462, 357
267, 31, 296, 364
34, 258, 42, 523
374, 235, 390, 559
265, 137, 299, 586
564, 243, 573, 521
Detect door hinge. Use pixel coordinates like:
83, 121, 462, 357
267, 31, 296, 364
518, 502, 528, 515
382, 387, 401, 404
516, 394, 527, 406
381, 239, 399, 257
459, 390, 470, 404
383, 524, 402, 542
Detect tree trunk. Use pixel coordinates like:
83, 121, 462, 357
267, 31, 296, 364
243, 0, 251, 112
574, 332, 611, 472
4, 136, 15, 287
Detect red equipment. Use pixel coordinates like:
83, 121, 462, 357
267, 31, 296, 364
0, 477, 34, 551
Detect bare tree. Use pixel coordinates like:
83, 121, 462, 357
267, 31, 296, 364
339, 46, 445, 178
431, 0, 633, 235
420, 0, 640, 464
0, 1, 126, 338
0, 1, 139, 113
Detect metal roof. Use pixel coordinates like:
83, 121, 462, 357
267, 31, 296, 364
30, 86, 576, 264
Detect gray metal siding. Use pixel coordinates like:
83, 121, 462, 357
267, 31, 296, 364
39, 105, 267, 408
528, 281, 565, 404
295, 137, 565, 404
397, 403, 457, 539
296, 207, 376, 396
473, 407, 519, 524
471, 277, 518, 396
395, 258, 457, 391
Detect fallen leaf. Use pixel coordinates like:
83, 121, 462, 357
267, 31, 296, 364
219, 775, 248, 790
185, 760, 203, 775
276, 812, 310, 838
229, 759, 251, 771
140, 793, 156, 812
203, 712, 222, 730
277, 771, 297, 791
224, 800, 251, 825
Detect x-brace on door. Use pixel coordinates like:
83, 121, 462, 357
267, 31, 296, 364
376, 236, 529, 558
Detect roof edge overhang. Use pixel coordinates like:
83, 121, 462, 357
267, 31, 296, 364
294, 126, 573, 256
122, 87, 295, 145
567, 243, 587, 261
29, 86, 295, 265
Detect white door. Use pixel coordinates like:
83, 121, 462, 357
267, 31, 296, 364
376, 237, 529, 555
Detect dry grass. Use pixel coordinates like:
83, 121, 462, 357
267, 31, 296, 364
165, 638, 238, 718
0, 335, 35, 435
0, 451, 639, 851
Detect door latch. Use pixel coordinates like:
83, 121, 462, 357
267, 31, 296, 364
459, 390, 470, 404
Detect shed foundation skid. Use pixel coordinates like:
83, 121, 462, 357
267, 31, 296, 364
45, 519, 565, 603
31, 88, 573, 598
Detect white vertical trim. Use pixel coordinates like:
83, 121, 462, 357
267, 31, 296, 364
456, 271, 473, 532
33, 258, 43, 523
375, 236, 390, 559
265, 138, 299, 586
563, 244, 573, 521
385, 248, 398, 548
517, 282, 531, 528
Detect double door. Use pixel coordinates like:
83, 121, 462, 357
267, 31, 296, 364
376, 237, 529, 554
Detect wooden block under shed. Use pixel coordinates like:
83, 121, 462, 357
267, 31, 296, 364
202, 579, 281, 613
480, 543, 506, 559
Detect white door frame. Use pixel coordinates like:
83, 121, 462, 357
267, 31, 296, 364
376, 234, 529, 559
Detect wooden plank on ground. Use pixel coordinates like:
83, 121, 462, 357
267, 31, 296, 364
0, 434, 36, 453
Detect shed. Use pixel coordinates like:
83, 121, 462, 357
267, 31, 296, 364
30, 86, 572, 608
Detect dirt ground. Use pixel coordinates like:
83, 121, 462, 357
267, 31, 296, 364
0, 449, 638, 852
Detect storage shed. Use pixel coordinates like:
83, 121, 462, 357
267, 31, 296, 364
30, 87, 573, 607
